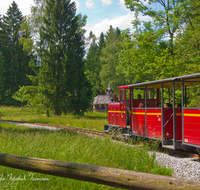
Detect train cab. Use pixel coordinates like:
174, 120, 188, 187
105, 85, 130, 133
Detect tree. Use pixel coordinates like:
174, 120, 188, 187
123, 0, 197, 81
0, 16, 6, 102
85, 32, 104, 97
30, 0, 47, 46
1, 1, 32, 105
12, 86, 28, 112
30, 0, 92, 116
0, 14, 3, 51
98, 32, 106, 52
118, 21, 168, 82
118, 0, 200, 83
175, 0, 200, 74
99, 26, 125, 94
19, 17, 34, 56
125, 0, 185, 56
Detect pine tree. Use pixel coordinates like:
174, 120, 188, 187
0, 14, 2, 51
98, 32, 105, 54
85, 32, 104, 97
31, 0, 91, 115
1, 1, 32, 105
100, 26, 124, 94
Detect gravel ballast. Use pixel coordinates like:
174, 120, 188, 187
151, 152, 200, 181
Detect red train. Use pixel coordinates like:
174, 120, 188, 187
104, 73, 200, 153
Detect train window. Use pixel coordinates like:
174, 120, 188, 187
185, 85, 200, 107
133, 88, 158, 100
146, 88, 158, 99
121, 90, 124, 104
133, 89, 144, 99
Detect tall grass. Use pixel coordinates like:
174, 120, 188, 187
0, 106, 107, 131
0, 123, 172, 189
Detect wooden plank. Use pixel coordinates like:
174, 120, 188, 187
0, 153, 199, 190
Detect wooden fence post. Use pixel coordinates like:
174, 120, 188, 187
0, 153, 199, 190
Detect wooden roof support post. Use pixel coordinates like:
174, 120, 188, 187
0, 153, 200, 190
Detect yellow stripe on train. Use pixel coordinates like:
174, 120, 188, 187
108, 111, 200, 117
132, 112, 145, 115
132, 112, 161, 115
184, 113, 200, 117
108, 111, 125, 113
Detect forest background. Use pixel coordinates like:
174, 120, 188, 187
0, 0, 200, 116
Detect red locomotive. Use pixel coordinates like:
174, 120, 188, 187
104, 73, 200, 153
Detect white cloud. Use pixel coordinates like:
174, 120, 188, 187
101, 0, 112, 6
86, 0, 94, 8
119, 0, 126, 8
84, 12, 151, 39
84, 12, 134, 38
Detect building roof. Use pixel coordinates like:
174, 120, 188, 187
92, 95, 112, 105
107, 81, 113, 91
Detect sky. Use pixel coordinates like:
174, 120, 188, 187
0, 0, 136, 38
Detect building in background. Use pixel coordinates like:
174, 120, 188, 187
92, 81, 113, 112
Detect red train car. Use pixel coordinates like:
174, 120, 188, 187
104, 73, 200, 153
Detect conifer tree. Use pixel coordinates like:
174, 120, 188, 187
1, 1, 32, 105
98, 32, 106, 52
31, 0, 91, 115
100, 26, 124, 94
0, 14, 2, 51
85, 32, 104, 97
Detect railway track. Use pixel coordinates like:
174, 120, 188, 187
0, 119, 106, 137
0, 119, 199, 159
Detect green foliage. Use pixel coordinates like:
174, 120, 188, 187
116, 0, 200, 85
125, 0, 184, 55
12, 86, 29, 110
0, 1, 33, 106
185, 86, 200, 107
1, 0, 200, 111
19, 17, 34, 54
85, 32, 104, 97
175, 0, 200, 74
28, 0, 92, 116
117, 25, 166, 83
100, 26, 125, 95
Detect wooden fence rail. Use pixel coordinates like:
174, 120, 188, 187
0, 153, 199, 190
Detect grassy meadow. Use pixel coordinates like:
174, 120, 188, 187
0, 106, 107, 131
0, 107, 173, 189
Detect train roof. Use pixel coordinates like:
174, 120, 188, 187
128, 73, 200, 89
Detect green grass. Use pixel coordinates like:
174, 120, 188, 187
0, 123, 172, 190
0, 106, 108, 131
